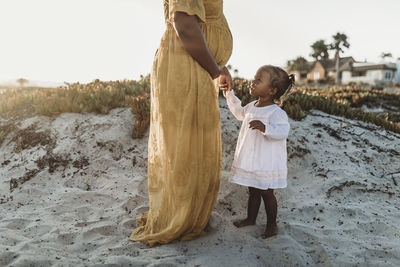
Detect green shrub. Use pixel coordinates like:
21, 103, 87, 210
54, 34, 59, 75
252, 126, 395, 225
2, 76, 399, 137
231, 79, 400, 133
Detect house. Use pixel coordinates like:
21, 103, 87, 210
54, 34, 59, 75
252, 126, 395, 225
291, 56, 355, 83
341, 62, 397, 85
290, 62, 314, 82
395, 58, 400, 84
290, 56, 398, 85
307, 56, 355, 81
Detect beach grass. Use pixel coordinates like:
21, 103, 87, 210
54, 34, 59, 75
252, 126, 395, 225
0, 77, 150, 116
1, 76, 399, 137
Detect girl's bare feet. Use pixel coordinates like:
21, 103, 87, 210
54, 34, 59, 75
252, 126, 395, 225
233, 218, 255, 228
261, 224, 278, 238
233, 187, 261, 228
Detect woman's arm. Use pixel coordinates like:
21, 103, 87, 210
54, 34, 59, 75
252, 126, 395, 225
173, 11, 228, 81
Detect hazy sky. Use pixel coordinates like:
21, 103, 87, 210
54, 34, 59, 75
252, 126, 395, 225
0, 0, 399, 83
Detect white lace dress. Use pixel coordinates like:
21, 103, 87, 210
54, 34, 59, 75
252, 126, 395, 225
225, 90, 290, 190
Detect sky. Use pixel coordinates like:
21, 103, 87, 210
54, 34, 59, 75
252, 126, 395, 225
0, 0, 399, 84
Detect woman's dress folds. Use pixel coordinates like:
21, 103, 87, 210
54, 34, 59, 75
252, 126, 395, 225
129, 0, 233, 246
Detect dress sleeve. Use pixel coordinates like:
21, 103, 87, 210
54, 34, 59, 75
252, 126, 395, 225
263, 109, 290, 140
225, 90, 250, 121
169, 0, 206, 23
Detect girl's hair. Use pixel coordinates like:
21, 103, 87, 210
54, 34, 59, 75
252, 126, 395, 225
259, 65, 295, 105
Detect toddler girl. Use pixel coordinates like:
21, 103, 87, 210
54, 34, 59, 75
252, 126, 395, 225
221, 65, 294, 238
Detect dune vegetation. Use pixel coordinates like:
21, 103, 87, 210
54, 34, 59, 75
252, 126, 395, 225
0, 76, 150, 139
1, 76, 399, 141
225, 78, 400, 133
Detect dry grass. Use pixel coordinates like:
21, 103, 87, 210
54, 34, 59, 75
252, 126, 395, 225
0, 78, 150, 118
0, 76, 150, 138
1, 77, 399, 138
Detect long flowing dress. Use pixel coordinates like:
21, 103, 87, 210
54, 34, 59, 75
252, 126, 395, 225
129, 0, 233, 246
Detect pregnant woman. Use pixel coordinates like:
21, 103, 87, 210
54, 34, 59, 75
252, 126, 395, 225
129, 0, 233, 246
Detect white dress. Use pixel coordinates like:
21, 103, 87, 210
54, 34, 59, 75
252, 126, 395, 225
225, 90, 290, 190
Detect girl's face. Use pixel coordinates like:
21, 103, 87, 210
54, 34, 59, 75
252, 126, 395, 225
249, 69, 277, 98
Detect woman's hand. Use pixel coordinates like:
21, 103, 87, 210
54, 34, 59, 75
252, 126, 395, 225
249, 120, 266, 133
219, 66, 233, 97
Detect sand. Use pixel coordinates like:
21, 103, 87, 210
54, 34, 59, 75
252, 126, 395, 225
1, 98, 400, 266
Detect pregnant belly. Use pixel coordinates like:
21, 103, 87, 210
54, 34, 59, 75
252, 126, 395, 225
200, 19, 233, 66
159, 18, 233, 67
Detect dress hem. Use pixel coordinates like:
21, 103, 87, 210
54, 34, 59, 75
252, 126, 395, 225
229, 176, 287, 190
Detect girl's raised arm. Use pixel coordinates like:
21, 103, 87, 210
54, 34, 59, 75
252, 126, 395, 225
263, 109, 290, 140
225, 90, 249, 121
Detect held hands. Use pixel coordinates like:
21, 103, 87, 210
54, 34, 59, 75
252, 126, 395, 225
249, 120, 265, 133
218, 66, 233, 97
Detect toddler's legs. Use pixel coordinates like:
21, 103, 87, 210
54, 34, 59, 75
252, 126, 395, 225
260, 189, 278, 238
233, 187, 261, 227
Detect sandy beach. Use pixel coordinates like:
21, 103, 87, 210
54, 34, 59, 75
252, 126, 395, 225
1, 97, 400, 266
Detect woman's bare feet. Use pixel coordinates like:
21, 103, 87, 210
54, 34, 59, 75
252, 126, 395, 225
261, 224, 278, 238
233, 218, 256, 228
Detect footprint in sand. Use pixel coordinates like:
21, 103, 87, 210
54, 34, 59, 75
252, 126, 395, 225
1, 218, 31, 230
81, 224, 118, 239
56, 232, 79, 246
122, 218, 138, 229
21, 224, 53, 239
120, 194, 147, 213
120, 189, 149, 229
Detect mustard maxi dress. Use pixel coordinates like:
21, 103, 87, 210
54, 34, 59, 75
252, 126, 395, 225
129, 0, 233, 246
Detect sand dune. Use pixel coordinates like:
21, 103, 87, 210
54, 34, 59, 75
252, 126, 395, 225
1, 98, 400, 266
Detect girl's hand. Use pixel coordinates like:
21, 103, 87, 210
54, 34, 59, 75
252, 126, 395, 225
249, 120, 265, 133
219, 66, 233, 96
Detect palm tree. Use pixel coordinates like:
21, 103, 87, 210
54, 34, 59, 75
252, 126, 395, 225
380, 52, 393, 61
329, 32, 350, 84
310, 40, 329, 61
